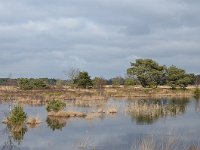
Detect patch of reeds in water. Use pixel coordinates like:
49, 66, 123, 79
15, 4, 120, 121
131, 135, 200, 150
27, 117, 42, 128
48, 111, 86, 118
127, 101, 187, 124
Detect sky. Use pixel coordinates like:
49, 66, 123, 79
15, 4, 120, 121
0, 0, 200, 79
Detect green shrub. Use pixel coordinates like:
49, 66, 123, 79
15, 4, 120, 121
32, 79, 48, 89
8, 106, 27, 125
18, 78, 49, 90
46, 99, 66, 112
18, 78, 33, 90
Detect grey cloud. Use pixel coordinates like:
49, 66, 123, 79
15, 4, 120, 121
0, 0, 200, 78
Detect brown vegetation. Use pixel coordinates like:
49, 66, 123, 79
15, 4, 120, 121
27, 117, 42, 125
0, 86, 196, 106
48, 111, 86, 118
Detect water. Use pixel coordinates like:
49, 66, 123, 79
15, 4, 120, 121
0, 97, 200, 150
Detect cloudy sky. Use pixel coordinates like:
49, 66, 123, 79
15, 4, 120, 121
0, 0, 200, 79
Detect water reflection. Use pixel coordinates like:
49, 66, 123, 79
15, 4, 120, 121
194, 95, 200, 112
46, 116, 68, 131
127, 98, 189, 124
0, 124, 26, 150
7, 124, 27, 144
1, 97, 199, 150
1, 136, 21, 150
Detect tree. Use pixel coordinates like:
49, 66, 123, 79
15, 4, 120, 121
92, 77, 106, 89
8, 106, 27, 125
124, 78, 139, 87
74, 71, 93, 89
65, 67, 80, 86
111, 77, 124, 87
167, 66, 195, 89
195, 75, 200, 87
127, 59, 166, 88
56, 79, 66, 88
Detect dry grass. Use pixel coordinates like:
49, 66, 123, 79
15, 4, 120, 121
76, 95, 106, 101
131, 135, 200, 150
27, 117, 42, 125
85, 112, 102, 120
48, 111, 86, 118
16, 97, 46, 106
2, 118, 9, 124
107, 107, 118, 114
75, 99, 107, 107
97, 108, 106, 113
0, 86, 195, 107
10, 124, 25, 132
127, 100, 186, 122
127, 103, 163, 119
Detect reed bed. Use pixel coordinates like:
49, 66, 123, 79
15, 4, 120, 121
48, 111, 86, 117
127, 100, 187, 124
27, 117, 42, 125
131, 135, 200, 150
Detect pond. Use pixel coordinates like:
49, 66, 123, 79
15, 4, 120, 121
0, 97, 200, 150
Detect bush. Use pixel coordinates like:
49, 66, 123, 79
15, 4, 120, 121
18, 78, 49, 90
46, 99, 66, 112
18, 79, 33, 90
32, 79, 48, 89
8, 106, 27, 125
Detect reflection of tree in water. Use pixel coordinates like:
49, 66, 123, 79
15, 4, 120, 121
193, 95, 200, 112
46, 116, 68, 131
7, 124, 27, 144
1, 124, 27, 150
1, 135, 20, 150
0, 107, 27, 150
127, 98, 189, 124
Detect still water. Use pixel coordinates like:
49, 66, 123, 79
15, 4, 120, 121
0, 97, 200, 150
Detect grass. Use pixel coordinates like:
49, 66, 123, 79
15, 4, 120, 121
127, 99, 188, 124
48, 110, 86, 117
0, 86, 195, 106
85, 112, 102, 120
107, 106, 118, 114
27, 117, 42, 125
131, 135, 200, 150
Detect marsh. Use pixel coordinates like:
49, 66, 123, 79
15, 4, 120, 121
0, 96, 200, 150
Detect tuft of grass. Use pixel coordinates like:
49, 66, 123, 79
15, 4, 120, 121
27, 117, 41, 125
107, 107, 118, 114
48, 110, 86, 118
131, 135, 200, 150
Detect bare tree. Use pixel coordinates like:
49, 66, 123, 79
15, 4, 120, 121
64, 67, 80, 86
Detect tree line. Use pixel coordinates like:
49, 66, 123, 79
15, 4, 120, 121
0, 59, 199, 90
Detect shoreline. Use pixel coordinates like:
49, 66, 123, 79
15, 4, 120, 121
0, 86, 197, 105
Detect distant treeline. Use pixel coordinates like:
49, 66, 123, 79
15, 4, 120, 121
1, 59, 200, 90
0, 77, 131, 86
0, 78, 58, 86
